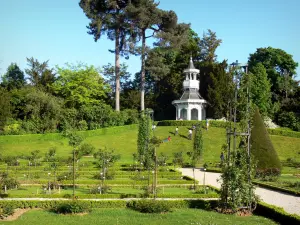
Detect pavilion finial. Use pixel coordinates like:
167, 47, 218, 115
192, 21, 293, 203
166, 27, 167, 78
187, 56, 195, 69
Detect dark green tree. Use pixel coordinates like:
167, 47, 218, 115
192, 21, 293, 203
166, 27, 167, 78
207, 61, 234, 119
126, 0, 188, 111
0, 87, 11, 131
137, 110, 153, 167
248, 47, 298, 101
249, 63, 272, 117
1, 63, 25, 90
25, 57, 56, 92
23, 89, 63, 133
250, 108, 281, 177
198, 29, 222, 63
79, 0, 133, 111
102, 62, 132, 107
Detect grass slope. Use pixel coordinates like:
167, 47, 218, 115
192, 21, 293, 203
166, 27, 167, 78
0, 125, 299, 165
2, 208, 276, 225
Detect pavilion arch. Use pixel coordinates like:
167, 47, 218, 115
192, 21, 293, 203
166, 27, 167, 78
191, 108, 198, 120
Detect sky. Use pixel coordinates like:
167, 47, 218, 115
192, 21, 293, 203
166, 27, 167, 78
0, 0, 299, 80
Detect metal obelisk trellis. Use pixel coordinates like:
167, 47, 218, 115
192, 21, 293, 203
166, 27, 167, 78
226, 60, 252, 211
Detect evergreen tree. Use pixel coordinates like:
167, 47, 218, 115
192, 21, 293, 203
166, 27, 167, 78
25, 57, 56, 92
0, 87, 11, 131
250, 63, 272, 117
199, 29, 222, 63
250, 108, 281, 176
137, 110, 153, 167
1, 63, 25, 90
79, 0, 132, 111
126, 0, 188, 111
207, 61, 234, 119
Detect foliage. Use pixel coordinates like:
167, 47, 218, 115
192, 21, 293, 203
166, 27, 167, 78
25, 57, 56, 92
79, 0, 133, 111
157, 120, 227, 128
172, 151, 184, 168
0, 205, 14, 219
277, 111, 300, 131
1, 63, 25, 90
267, 128, 300, 138
250, 108, 281, 175
53, 201, 91, 214
0, 87, 11, 131
255, 201, 300, 225
78, 143, 95, 156
53, 63, 110, 108
250, 63, 272, 116
137, 111, 153, 168
198, 29, 222, 63
248, 47, 298, 98
127, 199, 172, 213
0, 172, 19, 190
207, 61, 234, 119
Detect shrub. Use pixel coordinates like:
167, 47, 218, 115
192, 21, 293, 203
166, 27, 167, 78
127, 200, 172, 213
53, 201, 91, 214
267, 128, 300, 138
0, 205, 14, 219
251, 109, 281, 177
254, 202, 300, 224
89, 185, 111, 194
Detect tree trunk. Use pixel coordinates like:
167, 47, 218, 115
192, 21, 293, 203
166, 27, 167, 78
140, 29, 146, 111
115, 27, 120, 111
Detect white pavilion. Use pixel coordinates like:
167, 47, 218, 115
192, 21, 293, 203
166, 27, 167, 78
172, 57, 207, 120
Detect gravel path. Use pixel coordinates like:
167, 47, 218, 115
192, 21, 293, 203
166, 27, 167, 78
179, 168, 300, 215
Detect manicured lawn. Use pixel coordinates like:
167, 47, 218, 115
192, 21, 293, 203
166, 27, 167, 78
0, 125, 299, 165
2, 208, 276, 225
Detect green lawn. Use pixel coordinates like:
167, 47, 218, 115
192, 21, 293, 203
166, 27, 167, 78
2, 208, 276, 225
0, 125, 299, 165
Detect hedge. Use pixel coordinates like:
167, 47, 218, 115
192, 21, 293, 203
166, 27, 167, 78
157, 120, 300, 138
254, 201, 300, 224
267, 128, 300, 138
157, 120, 227, 128
1, 199, 299, 224
253, 181, 300, 197
0, 200, 127, 209
0, 199, 217, 210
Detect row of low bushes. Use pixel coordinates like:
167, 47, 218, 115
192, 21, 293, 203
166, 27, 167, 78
267, 128, 300, 138
1, 199, 299, 224
157, 120, 300, 138
157, 120, 227, 128
253, 181, 300, 197
255, 201, 300, 224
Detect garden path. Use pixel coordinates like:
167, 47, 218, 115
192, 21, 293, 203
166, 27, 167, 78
179, 168, 300, 215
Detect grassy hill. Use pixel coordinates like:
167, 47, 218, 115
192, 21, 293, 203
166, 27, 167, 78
0, 125, 299, 166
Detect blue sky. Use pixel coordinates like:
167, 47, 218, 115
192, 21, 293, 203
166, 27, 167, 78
0, 0, 299, 79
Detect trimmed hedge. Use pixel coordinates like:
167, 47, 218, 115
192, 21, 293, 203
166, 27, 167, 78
267, 128, 300, 138
254, 201, 300, 224
250, 109, 281, 173
157, 120, 300, 138
0, 200, 127, 209
157, 120, 227, 128
253, 181, 300, 197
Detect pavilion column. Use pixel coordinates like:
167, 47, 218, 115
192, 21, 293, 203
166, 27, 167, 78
177, 107, 180, 120
199, 105, 202, 120
187, 105, 191, 120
